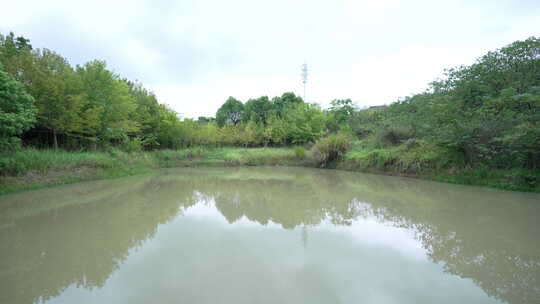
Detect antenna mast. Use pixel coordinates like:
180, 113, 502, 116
301, 63, 308, 101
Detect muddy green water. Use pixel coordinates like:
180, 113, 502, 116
0, 167, 539, 304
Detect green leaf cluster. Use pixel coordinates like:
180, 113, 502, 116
0, 63, 36, 151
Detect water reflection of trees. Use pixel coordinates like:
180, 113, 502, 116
0, 175, 197, 304
346, 176, 540, 304
0, 167, 538, 304
187, 168, 540, 304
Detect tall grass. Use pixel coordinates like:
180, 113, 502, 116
0, 147, 311, 176
0, 149, 118, 175
1, 145, 538, 194
342, 140, 461, 174
311, 133, 350, 167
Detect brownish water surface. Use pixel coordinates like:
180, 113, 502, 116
1, 167, 539, 304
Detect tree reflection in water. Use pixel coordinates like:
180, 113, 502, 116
0, 167, 538, 304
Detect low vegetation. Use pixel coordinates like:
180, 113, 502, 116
0, 147, 316, 194
311, 133, 350, 167
1, 32, 539, 193
2, 145, 538, 194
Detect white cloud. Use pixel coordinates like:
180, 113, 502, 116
1, 0, 539, 117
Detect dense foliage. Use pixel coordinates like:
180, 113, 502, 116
0, 63, 36, 151
346, 37, 540, 172
0, 32, 331, 151
311, 133, 350, 167
1, 31, 539, 188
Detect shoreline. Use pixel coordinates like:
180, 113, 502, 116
1, 148, 538, 195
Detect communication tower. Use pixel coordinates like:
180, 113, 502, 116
301, 63, 308, 101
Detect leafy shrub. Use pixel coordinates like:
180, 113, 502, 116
0, 157, 26, 175
376, 125, 413, 147
294, 146, 306, 159
311, 133, 350, 167
119, 137, 143, 153
0, 64, 37, 152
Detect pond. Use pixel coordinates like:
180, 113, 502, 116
0, 167, 539, 304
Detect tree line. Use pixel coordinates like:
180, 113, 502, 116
1, 31, 539, 170
0, 32, 181, 151
347, 37, 540, 170
0, 32, 354, 151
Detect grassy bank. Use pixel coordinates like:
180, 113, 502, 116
0, 148, 313, 195
338, 144, 540, 192
1, 147, 539, 195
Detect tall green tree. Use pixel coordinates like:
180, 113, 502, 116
272, 92, 303, 117
243, 96, 273, 124
28, 49, 85, 148
216, 97, 244, 127
124, 80, 162, 149
155, 104, 183, 149
76, 60, 138, 146
326, 99, 355, 132
285, 103, 326, 143
0, 32, 34, 81
0, 63, 36, 150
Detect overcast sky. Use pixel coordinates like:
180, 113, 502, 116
1, 0, 539, 118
